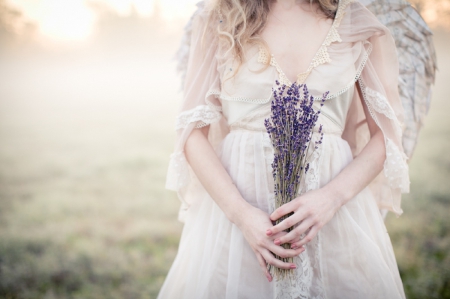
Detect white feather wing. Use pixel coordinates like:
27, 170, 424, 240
360, 0, 437, 158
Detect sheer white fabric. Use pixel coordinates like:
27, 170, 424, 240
165, 5, 228, 221
160, 0, 409, 298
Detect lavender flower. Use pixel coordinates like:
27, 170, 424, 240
265, 82, 328, 280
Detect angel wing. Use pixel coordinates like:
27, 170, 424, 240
360, 0, 438, 159
176, 0, 437, 158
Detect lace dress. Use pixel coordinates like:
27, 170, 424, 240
158, 0, 410, 298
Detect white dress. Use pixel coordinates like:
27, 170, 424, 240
158, 0, 410, 298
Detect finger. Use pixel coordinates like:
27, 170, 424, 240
261, 249, 297, 270
268, 243, 305, 259
255, 252, 272, 282
269, 210, 308, 236
292, 225, 319, 248
269, 201, 296, 222
268, 230, 287, 241
276, 218, 314, 245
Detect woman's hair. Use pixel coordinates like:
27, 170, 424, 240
205, 0, 339, 67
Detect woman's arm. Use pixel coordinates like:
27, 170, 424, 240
184, 126, 306, 281
265, 81, 386, 249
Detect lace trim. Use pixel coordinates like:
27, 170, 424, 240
258, 46, 270, 65
364, 86, 403, 137
358, 78, 410, 193
175, 91, 222, 130
205, 89, 222, 103
317, 40, 372, 101
274, 139, 325, 299
257, 48, 292, 86
165, 151, 190, 191
225, 40, 371, 106
259, 0, 357, 86
304, 143, 323, 193
269, 54, 293, 87
384, 138, 410, 192
257, 2, 366, 103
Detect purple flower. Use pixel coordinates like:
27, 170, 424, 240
265, 82, 328, 279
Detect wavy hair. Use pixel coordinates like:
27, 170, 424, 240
205, 0, 339, 68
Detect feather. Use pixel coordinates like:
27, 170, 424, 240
360, 0, 438, 158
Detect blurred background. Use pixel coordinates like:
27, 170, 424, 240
0, 0, 449, 298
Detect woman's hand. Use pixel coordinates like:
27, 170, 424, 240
264, 83, 388, 250
265, 187, 342, 249
235, 204, 306, 282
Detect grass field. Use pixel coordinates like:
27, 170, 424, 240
383, 31, 450, 299
0, 16, 449, 299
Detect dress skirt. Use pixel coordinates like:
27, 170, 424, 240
157, 127, 406, 299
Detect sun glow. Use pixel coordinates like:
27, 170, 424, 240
41, 0, 95, 41
5, 0, 199, 42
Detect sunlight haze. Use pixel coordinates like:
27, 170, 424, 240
5, 0, 200, 41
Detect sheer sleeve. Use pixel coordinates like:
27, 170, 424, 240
341, 1, 410, 216
166, 6, 228, 222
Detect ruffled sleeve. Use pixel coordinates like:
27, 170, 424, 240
166, 6, 228, 222
341, 1, 410, 216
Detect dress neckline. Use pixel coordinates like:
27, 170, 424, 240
257, 0, 352, 86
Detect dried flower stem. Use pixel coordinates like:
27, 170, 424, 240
264, 81, 328, 280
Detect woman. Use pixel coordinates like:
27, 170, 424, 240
159, 0, 410, 298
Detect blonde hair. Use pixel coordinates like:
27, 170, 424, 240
206, 0, 339, 67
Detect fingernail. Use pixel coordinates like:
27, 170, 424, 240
274, 239, 281, 245
290, 264, 297, 269
291, 245, 298, 250
266, 229, 272, 236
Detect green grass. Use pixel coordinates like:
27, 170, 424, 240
0, 236, 178, 299
0, 148, 183, 299
384, 30, 450, 298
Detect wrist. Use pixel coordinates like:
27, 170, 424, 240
322, 183, 350, 209
227, 199, 253, 228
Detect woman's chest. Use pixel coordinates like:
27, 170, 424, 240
260, 12, 335, 83
218, 41, 357, 108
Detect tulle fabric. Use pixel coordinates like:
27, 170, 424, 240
159, 90, 405, 298
165, 3, 229, 221
339, 1, 410, 215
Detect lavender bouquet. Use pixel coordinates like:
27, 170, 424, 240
264, 81, 328, 279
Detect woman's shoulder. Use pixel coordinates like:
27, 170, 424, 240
339, 0, 391, 43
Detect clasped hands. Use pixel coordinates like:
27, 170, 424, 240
237, 187, 341, 282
